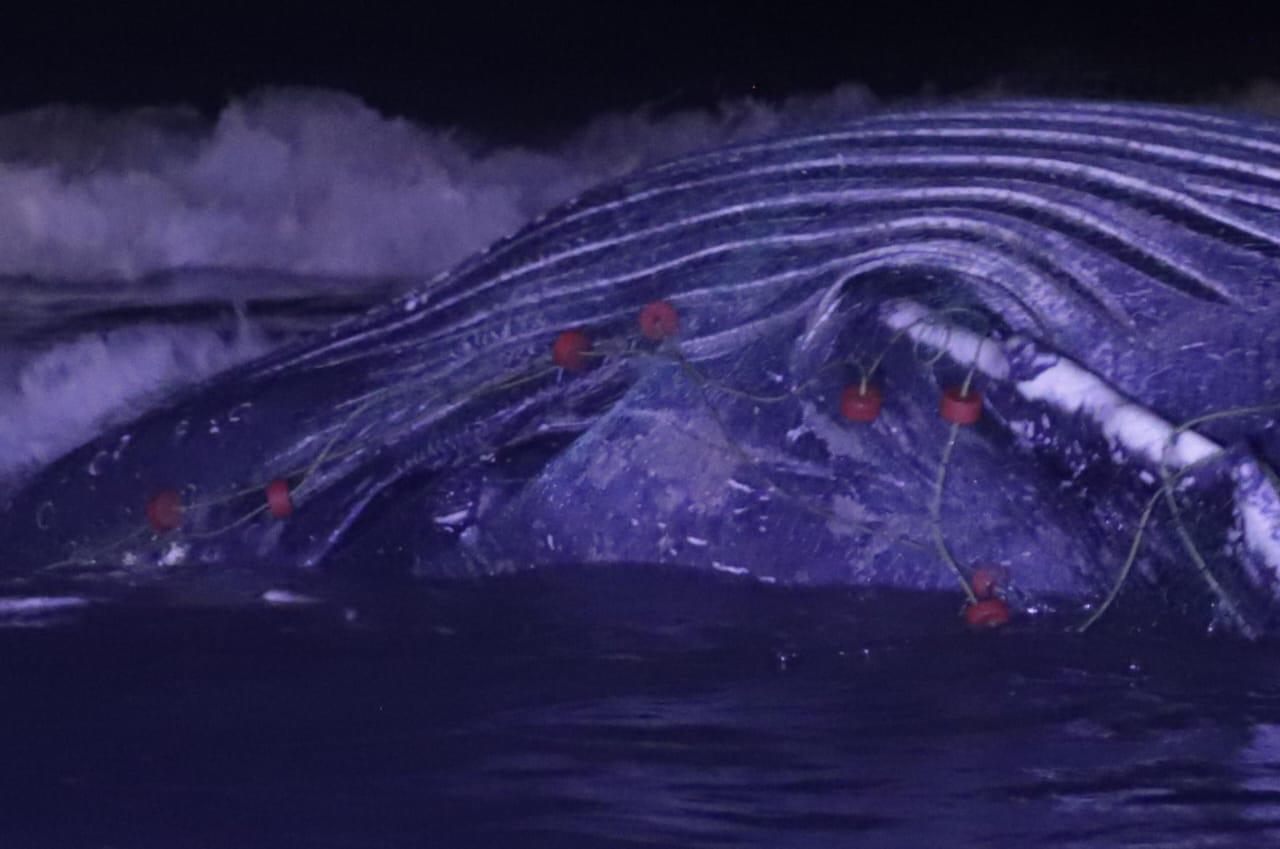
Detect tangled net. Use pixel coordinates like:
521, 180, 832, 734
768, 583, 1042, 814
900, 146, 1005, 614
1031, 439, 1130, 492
38, 291, 1280, 636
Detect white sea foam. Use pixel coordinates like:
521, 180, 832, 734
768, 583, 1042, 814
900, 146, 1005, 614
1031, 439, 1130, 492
0, 596, 90, 627
0, 85, 877, 284
261, 589, 321, 606
0, 323, 271, 484
0, 84, 878, 484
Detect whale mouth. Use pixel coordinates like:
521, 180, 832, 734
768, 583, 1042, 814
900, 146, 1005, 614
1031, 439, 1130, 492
878, 299, 1280, 635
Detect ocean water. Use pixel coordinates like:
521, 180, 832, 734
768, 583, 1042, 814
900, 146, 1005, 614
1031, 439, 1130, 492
4, 275, 1279, 849
5, 90, 1280, 848
3, 565, 1280, 848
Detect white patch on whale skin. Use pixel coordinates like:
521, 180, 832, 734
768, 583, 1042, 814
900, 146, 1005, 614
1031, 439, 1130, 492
878, 301, 1280, 592
159, 542, 189, 567
883, 299, 1217, 468
881, 301, 1012, 380
1014, 356, 1218, 467
1234, 461, 1280, 593
1009, 420, 1036, 440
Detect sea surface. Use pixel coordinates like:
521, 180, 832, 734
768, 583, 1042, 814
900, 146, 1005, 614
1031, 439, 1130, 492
3, 564, 1280, 849
2, 253, 1279, 848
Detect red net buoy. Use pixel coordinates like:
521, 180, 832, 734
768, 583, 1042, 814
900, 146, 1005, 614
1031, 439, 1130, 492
146, 489, 183, 532
970, 564, 1010, 600
964, 598, 1010, 629
638, 300, 679, 341
840, 383, 883, 422
266, 479, 293, 519
552, 330, 591, 371
940, 386, 982, 425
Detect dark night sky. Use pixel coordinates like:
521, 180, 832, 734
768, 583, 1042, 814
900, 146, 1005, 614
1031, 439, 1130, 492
3, 4, 1280, 138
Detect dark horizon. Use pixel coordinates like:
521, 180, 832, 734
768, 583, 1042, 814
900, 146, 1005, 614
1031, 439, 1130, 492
4, 5, 1280, 139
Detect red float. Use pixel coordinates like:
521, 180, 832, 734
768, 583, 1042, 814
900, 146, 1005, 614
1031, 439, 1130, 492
971, 564, 1010, 600
638, 300, 679, 341
964, 598, 1011, 629
266, 479, 293, 519
940, 386, 983, 425
552, 330, 591, 371
146, 489, 183, 532
840, 384, 883, 422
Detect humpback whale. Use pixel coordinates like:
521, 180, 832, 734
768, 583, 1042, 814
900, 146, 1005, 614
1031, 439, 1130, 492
4, 100, 1280, 634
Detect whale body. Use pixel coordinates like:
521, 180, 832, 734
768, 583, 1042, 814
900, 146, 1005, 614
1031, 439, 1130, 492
4, 100, 1280, 632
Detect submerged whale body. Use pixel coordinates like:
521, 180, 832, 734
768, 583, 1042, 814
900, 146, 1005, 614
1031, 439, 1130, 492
5, 100, 1280, 633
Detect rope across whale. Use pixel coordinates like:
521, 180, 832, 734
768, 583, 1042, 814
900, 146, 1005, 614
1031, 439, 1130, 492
41, 294, 1280, 635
